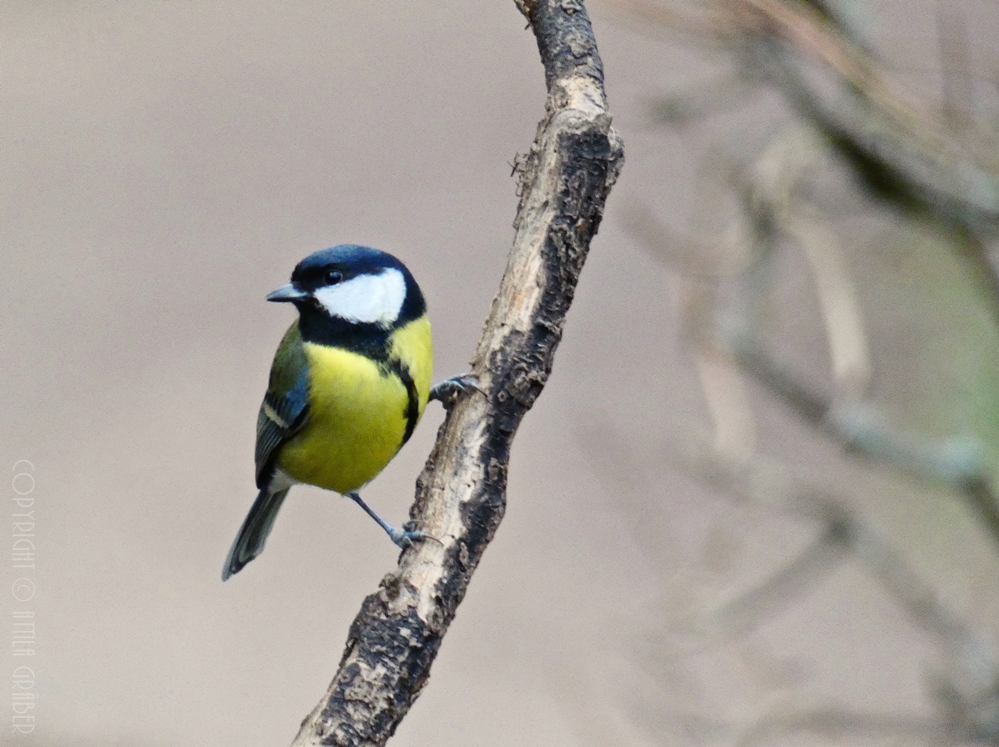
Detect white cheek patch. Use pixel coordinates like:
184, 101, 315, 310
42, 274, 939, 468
313, 267, 407, 326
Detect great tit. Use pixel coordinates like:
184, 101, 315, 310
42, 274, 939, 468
222, 244, 471, 581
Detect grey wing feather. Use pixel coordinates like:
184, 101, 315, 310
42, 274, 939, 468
223, 323, 310, 581
223, 379, 307, 581
254, 373, 309, 489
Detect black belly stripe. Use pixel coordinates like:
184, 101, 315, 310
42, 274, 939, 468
385, 359, 420, 446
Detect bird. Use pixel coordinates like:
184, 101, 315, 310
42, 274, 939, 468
222, 244, 476, 581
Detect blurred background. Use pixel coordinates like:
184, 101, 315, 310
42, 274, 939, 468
4, 1, 999, 745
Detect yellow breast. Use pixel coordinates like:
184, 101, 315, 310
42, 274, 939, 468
277, 316, 433, 494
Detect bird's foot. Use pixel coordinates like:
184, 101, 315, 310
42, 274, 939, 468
429, 374, 484, 408
388, 526, 442, 548
349, 492, 441, 549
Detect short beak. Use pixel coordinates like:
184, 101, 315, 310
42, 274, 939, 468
266, 283, 309, 303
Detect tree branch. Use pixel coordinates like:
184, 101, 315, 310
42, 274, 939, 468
289, 3, 624, 745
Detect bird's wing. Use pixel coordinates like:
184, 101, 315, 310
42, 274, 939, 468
255, 321, 310, 488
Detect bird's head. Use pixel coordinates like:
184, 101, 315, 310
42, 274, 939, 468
268, 245, 426, 331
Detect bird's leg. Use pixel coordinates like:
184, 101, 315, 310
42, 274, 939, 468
348, 492, 427, 548
429, 373, 484, 408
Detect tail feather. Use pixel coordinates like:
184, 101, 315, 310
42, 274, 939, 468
222, 488, 290, 581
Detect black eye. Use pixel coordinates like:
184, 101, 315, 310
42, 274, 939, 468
324, 269, 344, 285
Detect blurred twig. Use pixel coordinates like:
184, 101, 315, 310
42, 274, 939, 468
674, 442, 999, 745
730, 336, 999, 543
613, 0, 999, 311
938, 4, 973, 133
599, 2, 999, 745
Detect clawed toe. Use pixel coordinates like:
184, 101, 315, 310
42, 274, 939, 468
389, 528, 441, 548
429, 374, 485, 407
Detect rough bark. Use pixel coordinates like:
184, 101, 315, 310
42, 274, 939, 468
288, 2, 624, 746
